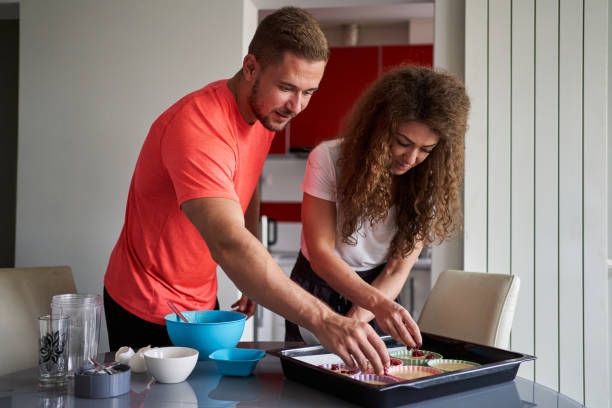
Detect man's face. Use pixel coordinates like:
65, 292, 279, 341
247, 53, 326, 132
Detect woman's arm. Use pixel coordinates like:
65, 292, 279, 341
302, 192, 422, 347
346, 245, 422, 324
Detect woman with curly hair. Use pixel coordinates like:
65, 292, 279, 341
285, 65, 470, 347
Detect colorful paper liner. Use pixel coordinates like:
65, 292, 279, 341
389, 349, 443, 366
318, 363, 360, 376
426, 359, 480, 372
386, 365, 443, 382
349, 373, 400, 385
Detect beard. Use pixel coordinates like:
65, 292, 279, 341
247, 77, 294, 132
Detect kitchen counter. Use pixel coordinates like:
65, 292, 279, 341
0, 342, 583, 407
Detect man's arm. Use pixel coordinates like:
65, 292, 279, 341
230, 182, 261, 317
181, 196, 390, 374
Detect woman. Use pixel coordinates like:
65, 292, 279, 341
285, 66, 470, 348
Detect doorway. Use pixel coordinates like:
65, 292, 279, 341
0, 2, 19, 267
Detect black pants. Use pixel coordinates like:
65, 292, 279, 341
103, 287, 219, 351
284, 252, 400, 342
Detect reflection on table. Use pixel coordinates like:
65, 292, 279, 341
0, 342, 584, 408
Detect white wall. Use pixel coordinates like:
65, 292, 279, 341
17, 0, 250, 352
464, 1, 609, 406
429, 0, 465, 288
609, 0, 612, 398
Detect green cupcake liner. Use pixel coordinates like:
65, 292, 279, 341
426, 358, 480, 372
389, 349, 443, 366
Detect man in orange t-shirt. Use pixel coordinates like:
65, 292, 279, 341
103, 7, 408, 376
104, 78, 272, 328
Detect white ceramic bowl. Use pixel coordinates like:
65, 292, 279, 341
143, 346, 198, 383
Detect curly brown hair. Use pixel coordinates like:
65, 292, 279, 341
336, 66, 470, 258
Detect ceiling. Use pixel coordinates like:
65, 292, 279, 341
259, 2, 434, 27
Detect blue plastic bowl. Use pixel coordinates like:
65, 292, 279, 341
208, 348, 266, 377
165, 310, 246, 361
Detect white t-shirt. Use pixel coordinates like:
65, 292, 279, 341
300, 139, 398, 271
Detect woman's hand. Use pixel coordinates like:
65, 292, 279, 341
370, 298, 422, 348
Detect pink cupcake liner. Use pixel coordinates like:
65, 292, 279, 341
349, 373, 399, 385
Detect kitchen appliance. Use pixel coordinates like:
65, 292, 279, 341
253, 215, 295, 341
260, 215, 277, 248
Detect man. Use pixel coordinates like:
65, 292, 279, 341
104, 7, 420, 375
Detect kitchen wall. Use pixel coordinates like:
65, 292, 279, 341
429, 0, 465, 292
609, 0, 612, 399
464, 1, 609, 406
16, 0, 254, 352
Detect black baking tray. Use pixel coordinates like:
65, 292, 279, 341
268, 332, 536, 408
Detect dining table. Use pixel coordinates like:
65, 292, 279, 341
0, 341, 584, 408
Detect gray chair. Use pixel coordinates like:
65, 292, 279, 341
0, 266, 76, 375
417, 269, 520, 349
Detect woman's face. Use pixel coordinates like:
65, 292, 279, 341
390, 121, 440, 176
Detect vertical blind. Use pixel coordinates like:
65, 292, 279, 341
464, 1, 608, 406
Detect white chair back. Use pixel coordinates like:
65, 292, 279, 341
417, 269, 520, 349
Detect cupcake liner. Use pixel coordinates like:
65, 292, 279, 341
361, 356, 404, 374
426, 359, 480, 372
386, 365, 443, 381
318, 363, 359, 376
349, 373, 399, 385
389, 349, 443, 366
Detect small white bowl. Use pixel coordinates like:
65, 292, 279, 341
143, 346, 198, 383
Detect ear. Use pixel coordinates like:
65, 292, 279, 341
242, 54, 259, 82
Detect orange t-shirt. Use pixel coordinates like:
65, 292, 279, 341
104, 80, 274, 324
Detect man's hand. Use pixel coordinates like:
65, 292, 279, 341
231, 294, 257, 318
310, 313, 390, 376
370, 298, 422, 349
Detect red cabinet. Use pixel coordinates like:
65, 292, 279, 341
381, 44, 433, 72
268, 44, 433, 154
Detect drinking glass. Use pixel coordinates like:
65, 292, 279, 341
51, 294, 101, 374
38, 315, 70, 387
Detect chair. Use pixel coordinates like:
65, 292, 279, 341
0, 266, 76, 375
417, 269, 520, 349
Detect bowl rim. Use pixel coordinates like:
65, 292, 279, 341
143, 346, 199, 360
164, 310, 247, 325
208, 348, 265, 362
